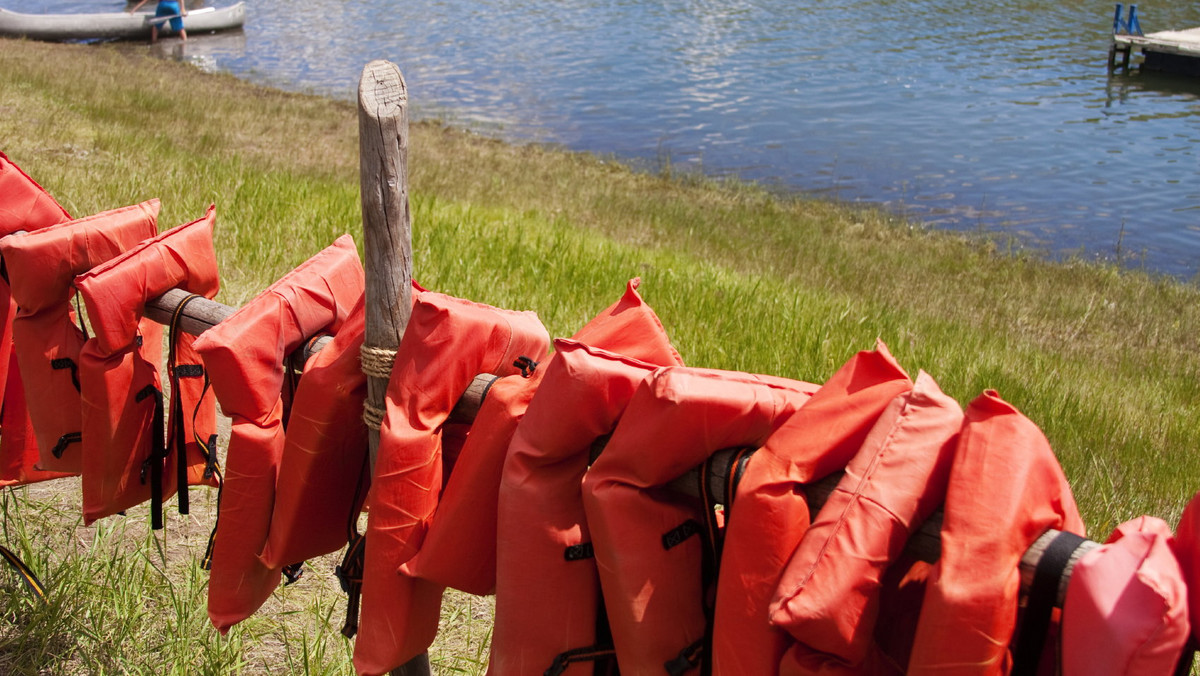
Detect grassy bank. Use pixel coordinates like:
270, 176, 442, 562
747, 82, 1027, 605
1, 38, 1198, 673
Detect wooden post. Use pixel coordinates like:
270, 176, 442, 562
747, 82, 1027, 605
358, 58, 414, 471
356, 60, 430, 676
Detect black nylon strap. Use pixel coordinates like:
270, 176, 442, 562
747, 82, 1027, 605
168, 293, 202, 517
134, 384, 166, 531
544, 644, 617, 676
50, 432, 81, 459
662, 519, 702, 550
1012, 530, 1087, 675
0, 544, 47, 602
50, 357, 81, 392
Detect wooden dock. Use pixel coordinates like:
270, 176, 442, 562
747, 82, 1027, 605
1110, 4, 1200, 75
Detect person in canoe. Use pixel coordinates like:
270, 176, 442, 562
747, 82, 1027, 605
127, 0, 188, 43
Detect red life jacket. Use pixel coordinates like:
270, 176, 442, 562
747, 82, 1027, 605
74, 206, 221, 527
1, 200, 161, 473
0, 354, 74, 487
352, 291, 550, 676
1175, 491, 1200, 646
581, 366, 819, 674
491, 339, 684, 676
258, 291, 370, 570
1062, 515, 1190, 676
769, 371, 962, 672
907, 389, 1086, 675
194, 234, 363, 633
401, 278, 684, 596
0, 151, 73, 487
712, 342, 912, 676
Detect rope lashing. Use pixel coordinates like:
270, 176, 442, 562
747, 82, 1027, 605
360, 345, 398, 430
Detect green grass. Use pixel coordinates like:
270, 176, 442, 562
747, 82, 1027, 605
1, 37, 1199, 673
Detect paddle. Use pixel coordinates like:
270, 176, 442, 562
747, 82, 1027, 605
146, 6, 214, 25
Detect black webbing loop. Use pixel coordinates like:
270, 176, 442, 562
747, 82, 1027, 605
0, 544, 47, 603
1012, 530, 1087, 675
665, 638, 705, 676
135, 384, 166, 531
723, 447, 755, 516
336, 532, 365, 638
338, 450, 371, 638
513, 355, 540, 378
50, 432, 82, 459
544, 645, 617, 676
167, 293, 202, 516
50, 357, 81, 393
282, 562, 305, 586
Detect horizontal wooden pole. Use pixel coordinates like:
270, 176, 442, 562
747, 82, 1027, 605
131, 303, 1097, 609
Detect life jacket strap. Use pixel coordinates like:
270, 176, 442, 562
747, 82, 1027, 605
282, 562, 305, 586
722, 447, 755, 517
50, 357, 81, 392
544, 644, 617, 676
665, 638, 705, 676
513, 355, 540, 378
0, 544, 47, 603
135, 384, 166, 531
336, 532, 365, 638
49, 432, 82, 459
1011, 530, 1087, 674
168, 292, 203, 516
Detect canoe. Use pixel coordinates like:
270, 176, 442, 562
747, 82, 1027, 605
0, 3, 245, 42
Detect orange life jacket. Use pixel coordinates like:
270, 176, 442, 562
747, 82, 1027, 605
258, 291, 370, 570
401, 278, 684, 596
491, 338, 684, 676
581, 366, 819, 674
1, 200, 161, 473
352, 291, 550, 676
1062, 515, 1190, 676
0, 151, 73, 487
769, 371, 962, 672
74, 206, 221, 527
0, 354, 74, 487
907, 389, 1086, 676
1176, 491, 1200, 647
194, 234, 364, 633
712, 342, 912, 676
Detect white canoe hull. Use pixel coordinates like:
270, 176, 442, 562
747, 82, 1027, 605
0, 3, 245, 41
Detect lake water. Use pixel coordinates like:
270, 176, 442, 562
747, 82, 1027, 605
10, 0, 1200, 278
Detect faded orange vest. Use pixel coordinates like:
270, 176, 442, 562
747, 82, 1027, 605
1062, 515, 1190, 676
491, 339, 684, 676
2, 200, 160, 473
769, 371, 962, 673
401, 278, 684, 596
74, 206, 221, 527
259, 291, 370, 570
907, 389, 1086, 676
352, 292, 550, 676
0, 151, 73, 487
712, 342, 912, 676
581, 366, 818, 674
194, 234, 364, 633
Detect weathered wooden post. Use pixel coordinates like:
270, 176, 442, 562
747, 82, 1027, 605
355, 60, 429, 676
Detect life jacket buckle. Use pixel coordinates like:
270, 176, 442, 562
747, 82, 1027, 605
513, 355, 540, 378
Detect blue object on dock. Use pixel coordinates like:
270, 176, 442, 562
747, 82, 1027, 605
1113, 3, 1144, 37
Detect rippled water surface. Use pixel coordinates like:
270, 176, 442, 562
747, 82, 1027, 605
10, 0, 1200, 276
